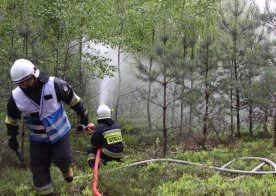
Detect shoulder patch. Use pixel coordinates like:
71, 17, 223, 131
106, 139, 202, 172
63, 85, 69, 92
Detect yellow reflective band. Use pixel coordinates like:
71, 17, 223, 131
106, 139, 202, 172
5, 116, 20, 126
88, 157, 95, 161
103, 129, 121, 137
104, 132, 123, 144
69, 94, 80, 107
87, 153, 96, 159
98, 116, 111, 120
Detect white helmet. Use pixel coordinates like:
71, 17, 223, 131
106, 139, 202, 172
10, 58, 40, 83
97, 104, 111, 120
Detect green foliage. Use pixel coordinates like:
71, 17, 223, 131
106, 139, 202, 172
119, 117, 163, 149
118, 117, 147, 133
156, 173, 276, 195
2, 135, 276, 195
0, 167, 34, 195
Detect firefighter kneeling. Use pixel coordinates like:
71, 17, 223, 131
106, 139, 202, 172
87, 104, 124, 167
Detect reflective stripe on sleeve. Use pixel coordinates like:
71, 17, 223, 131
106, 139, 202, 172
5, 116, 20, 126
69, 93, 80, 107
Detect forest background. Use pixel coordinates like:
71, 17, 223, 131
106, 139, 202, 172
1, 0, 276, 195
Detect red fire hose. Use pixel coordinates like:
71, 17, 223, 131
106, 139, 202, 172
92, 148, 102, 196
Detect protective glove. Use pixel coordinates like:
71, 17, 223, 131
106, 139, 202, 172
79, 110, 88, 126
8, 136, 19, 151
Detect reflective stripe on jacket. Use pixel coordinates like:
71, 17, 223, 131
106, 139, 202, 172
12, 77, 71, 143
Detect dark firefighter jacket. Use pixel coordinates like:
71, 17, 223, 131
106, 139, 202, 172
5, 72, 87, 141
91, 119, 124, 158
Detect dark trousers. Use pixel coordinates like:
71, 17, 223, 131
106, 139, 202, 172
30, 133, 73, 189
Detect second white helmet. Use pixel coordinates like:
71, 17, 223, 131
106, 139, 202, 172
10, 58, 40, 83
97, 104, 111, 120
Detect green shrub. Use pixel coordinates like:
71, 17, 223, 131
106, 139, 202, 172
2, 120, 276, 196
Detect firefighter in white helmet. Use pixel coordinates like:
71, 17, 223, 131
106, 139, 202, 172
5, 58, 89, 196
87, 104, 124, 168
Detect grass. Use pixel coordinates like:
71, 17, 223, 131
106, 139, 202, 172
1, 129, 276, 195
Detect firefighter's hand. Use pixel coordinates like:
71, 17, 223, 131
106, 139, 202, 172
84, 123, 95, 135
8, 136, 19, 151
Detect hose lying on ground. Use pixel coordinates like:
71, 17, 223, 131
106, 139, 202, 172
122, 157, 276, 175
74, 156, 276, 180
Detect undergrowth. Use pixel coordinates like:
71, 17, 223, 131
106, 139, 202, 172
1, 126, 276, 195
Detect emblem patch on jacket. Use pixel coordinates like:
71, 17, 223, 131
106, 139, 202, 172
63, 85, 69, 92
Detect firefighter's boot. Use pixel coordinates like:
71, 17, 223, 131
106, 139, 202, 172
62, 167, 73, 183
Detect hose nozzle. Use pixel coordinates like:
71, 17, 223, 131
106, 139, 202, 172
76, 124, 86, 133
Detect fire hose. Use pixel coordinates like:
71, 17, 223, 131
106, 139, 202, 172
76, 123, 102, 195
93, 148, 102, 196
122, 157, 276, 175
74, 156, 276, 180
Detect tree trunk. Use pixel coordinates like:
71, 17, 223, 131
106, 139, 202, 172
273, 96, 276, 147
249, 100, 253, 137
162, 22, 168, 156
234, 63, 240, 138
78, 30, 84, 98
188, 46, 195, 139
162, 67, 167, 155
147, 57, 153, 131
115, 44, 122, 121
146, 28, 155, 131
230, 73, 234, 138
180, 85, 184, 135
55, 30, 60, 76
232, 3, 241, 138
263, 105, 269, 134
171, 84, 177, 131
202, 42, 209, 148
180, 36, 188, 136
